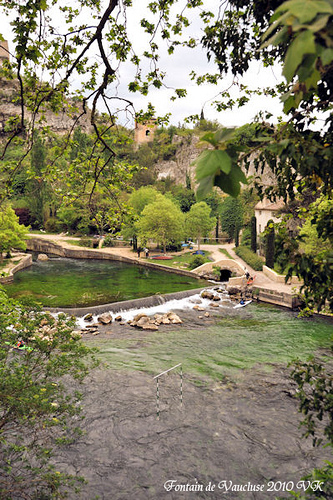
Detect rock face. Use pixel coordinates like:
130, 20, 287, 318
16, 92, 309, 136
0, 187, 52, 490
0, 77, 93, 136
155, 134, 200, 186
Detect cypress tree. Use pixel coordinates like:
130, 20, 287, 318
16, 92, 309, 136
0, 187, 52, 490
251, 215, 257, 253
265, 219, 275, 269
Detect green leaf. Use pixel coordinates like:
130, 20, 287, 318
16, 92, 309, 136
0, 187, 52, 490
261, 25, 289, 49
195, 149, 232, 180
200, 132, 218, 147
321, 48, 333, 66
214, 127, 236, 143
276, 0, 333, 24
214, 165, 247, 198
283, 30, 316, 82
196, 174, 215, 200
306, 13, 330, 31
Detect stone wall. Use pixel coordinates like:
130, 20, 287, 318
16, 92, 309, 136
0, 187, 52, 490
0, 254, 32, 284
0, 77, 93, 136
26, 238, 202, 280
263, 265, 303, 285
255, 286, 301, 309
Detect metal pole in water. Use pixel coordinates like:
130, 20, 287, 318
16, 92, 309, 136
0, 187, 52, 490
153, 363, 182, 420
156, 377, 160, 420
180, 364, 183, 408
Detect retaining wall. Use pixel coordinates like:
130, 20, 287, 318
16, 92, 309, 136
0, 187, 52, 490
0, 254, 32, 284
26, 238, 202, 280
255, 286, 301, 309
263, 265, 303, 285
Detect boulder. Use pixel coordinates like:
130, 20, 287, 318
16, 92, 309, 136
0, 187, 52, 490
212, 295, 221, 301
201, 290, 215, 300
141, 323, 159, 331
37, 253, 49, 262
209, 302, 220, 308
136, 316, 151, 327
114, 315, 123, 322
167, 312, 182, 324
153, 314, 164, 324
133, 313, 148, 322
226, 285, 242, 295
84, 313, 93, 321
97, 312, 112, 324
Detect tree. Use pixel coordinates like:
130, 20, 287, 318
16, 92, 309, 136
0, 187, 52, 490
186, 202, 216, 250
129, 186, 159, 215
219, 196, 244, 242
251, 216, 257, 254
0, 205, 28, 262
136, 196, 184, 253
265, 219, 275, 269
0, 292, 97, 498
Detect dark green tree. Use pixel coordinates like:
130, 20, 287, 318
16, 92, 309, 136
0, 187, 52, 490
220, 196, 244, 241
265, 219, 275, 269
251, 216, 257, 254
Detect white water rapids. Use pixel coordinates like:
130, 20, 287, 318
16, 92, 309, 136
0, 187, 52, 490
74, 288, 234, 328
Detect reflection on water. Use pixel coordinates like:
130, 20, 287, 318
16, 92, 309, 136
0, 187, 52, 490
5, 257, 204, 307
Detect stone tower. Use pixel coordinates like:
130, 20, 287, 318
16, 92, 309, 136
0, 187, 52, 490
134, 118, 157, 145
0, 40, 9, 65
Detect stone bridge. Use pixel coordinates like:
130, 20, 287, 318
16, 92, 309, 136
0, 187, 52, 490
192, 258, 245, 280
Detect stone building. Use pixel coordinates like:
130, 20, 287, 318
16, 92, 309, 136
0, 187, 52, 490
254, 198, 285, 235
134, 119, 157, 145
0, 40, 9, 65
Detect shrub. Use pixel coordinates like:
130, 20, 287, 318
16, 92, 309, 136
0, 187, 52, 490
234, 245, 264, 271
78, 236, 93, 248
44, 217, 61, 233
188, 254, 206, 269
241, 226, 251, 247
103, 235, 115, 247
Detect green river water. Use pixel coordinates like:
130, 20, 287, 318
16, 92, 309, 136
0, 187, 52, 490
4, 257, 203, 307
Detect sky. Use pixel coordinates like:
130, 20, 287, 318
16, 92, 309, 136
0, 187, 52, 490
0, 0, 286, 129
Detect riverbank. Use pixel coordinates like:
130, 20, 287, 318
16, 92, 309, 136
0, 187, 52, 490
19, 234, 302, 310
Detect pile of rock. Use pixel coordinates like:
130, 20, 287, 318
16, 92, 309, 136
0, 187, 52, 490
128, 312, 183, 331
78, 312, 114, 336
226, 284, 251, 301
28, 314, 83, 342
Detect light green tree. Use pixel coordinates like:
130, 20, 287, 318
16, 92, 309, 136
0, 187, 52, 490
129, 186, 159, 215
185, 202, 216, 250
136, 196, 185, 254
0, 205, 28, 262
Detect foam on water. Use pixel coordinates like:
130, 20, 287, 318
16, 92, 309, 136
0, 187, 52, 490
75, 287, 233, 328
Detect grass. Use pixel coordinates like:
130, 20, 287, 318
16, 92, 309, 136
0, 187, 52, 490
219, 248, 234, 260
159, 250, 212, 269
89, 303, 333, 382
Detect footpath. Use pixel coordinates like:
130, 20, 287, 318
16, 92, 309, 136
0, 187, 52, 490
3, 234, 302, 309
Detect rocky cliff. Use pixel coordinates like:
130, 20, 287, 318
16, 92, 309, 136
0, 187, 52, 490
155, 133, 275, 189
0, 77, 93, 136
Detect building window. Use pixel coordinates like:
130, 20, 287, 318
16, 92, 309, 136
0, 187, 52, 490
259, 224, 262, 233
